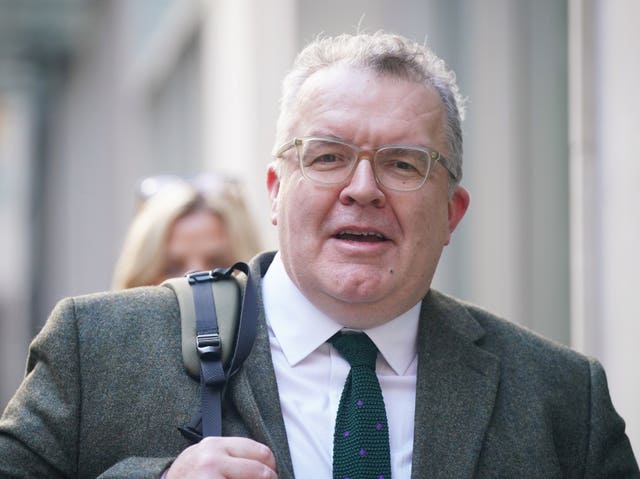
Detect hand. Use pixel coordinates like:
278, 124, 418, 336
166, 436, 278, 479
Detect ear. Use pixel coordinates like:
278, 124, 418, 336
445, 185, 470, 245
266, 165, 281, 226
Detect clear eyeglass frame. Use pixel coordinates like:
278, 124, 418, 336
276, 136, 455, 192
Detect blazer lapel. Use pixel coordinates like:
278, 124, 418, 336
411, 290, 500, 479
227, 317, 294, 478
225, 254, 295, 478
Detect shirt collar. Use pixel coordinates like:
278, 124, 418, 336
262, 252, 420, 375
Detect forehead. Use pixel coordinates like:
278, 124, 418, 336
291, 65, 446, 148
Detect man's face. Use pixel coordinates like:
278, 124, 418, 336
267, 65, 469, 327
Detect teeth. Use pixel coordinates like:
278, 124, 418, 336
339, 230, 385, 239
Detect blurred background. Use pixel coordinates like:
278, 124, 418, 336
0, 0, 638, 454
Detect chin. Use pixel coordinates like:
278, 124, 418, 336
331, 302, 396, 328
328, 280, 389, 305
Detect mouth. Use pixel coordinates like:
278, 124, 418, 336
333, 229, 389, 243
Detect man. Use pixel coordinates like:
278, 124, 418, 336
1, 32, 638, 478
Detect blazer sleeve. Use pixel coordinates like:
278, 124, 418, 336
0, 297, 178, 479
0, 297, 81, 477
97, 457, 174, 479
584, 358, 640, 478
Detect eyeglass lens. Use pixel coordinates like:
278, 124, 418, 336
298, 138, 432, 191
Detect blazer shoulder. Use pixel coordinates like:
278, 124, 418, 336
428, 289, 592, 375
68, 285, 178, 314
47, 286, 181, 339
423, 290, 638, 476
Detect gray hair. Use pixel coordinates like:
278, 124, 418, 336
273, 31, 466, 188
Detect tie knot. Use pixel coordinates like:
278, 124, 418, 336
329, 332, 378, 370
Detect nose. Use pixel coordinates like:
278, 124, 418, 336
339, 158, 386, 207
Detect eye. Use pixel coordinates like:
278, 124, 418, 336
306, 152, 350, 171
391, 160, 419, 172
302, 141, 353, 170
312, 153, 340, 165
377, 148, 428, 177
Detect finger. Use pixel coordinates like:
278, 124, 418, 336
218, 455, 278, 479
166, 437, 277, 479
213, 437, 277, 471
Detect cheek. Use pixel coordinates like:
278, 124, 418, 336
276, 177, 310, 230
278, 184, 340, 246
407, 202, 450, 249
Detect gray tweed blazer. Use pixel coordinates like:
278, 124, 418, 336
0, 252, 638, 478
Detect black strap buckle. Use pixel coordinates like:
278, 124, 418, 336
186, 268, 228, 285
196, 333, 221, 358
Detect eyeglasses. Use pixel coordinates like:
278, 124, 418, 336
137, 173, 240, 202
276, 137, 455, 191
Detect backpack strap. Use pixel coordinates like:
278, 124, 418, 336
162, 261, 258, 437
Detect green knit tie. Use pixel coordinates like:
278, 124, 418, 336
330, 332, 392, 479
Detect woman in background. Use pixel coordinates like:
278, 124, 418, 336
112, 174, 262, 289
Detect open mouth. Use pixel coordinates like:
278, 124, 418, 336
334, 229, 388, 242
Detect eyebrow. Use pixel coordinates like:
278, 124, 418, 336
304, 131, 346, 142
305, 134, 435, 151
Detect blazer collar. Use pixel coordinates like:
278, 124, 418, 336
226, 253, 296, 479
411, 289, 501, 478
214, 253, 500, 479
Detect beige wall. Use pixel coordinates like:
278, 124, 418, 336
1, 0, 638, 454
570, 0, 640, 455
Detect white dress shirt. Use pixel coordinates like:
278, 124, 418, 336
263, 253, 419, 478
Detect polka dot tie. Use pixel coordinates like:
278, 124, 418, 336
329, 332, 392, 479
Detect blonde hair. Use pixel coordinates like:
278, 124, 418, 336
112, 179, 261, 289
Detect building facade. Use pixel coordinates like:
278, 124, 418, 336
0, 0, 638, 454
